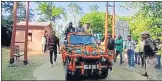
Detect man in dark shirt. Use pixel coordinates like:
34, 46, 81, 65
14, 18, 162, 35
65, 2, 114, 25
141, 31, 157, 80
48, 31, 60, 67
107, 34, 115, 60
65, 22, 75, 37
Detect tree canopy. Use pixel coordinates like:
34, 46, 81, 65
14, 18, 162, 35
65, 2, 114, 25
37, 2, 67, 22
120, 2, 162, 40
80, 11, 112, 34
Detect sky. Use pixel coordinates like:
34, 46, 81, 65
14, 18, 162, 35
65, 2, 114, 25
29, 2, 138, 27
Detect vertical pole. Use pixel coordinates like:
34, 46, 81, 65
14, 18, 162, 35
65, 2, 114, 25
10, 2, 18, 64
104, 1, 108, 51
24, 2, 29, 65
112, 1, 115, 39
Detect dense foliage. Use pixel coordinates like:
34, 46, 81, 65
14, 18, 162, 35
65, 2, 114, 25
80, 11, 112, 34
37, 2, 67, 22
120, 2, 162, 40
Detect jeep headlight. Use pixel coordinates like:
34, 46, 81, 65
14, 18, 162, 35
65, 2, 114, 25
76, 58, 78, 62
101, 57, 106, 62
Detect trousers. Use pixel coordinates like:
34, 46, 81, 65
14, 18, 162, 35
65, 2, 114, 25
127, 49, 135, 67
115, 50, 123, 64
156, 55, 161, 70
42, 44, 47, 52
49, 48, 57, 64
135, 52, 141, 64
139, 52, 145, 66
146, 57, 158, 80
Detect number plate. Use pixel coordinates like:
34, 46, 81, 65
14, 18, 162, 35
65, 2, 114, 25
84, 65, 89, 69
84, 65, 98, 69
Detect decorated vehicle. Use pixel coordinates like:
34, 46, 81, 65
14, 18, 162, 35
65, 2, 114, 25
61, 32, 113, 80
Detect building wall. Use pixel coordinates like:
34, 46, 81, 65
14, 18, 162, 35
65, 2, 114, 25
15, 31, 25, 52
28, 29, 44, 51
15, 27, 50, 52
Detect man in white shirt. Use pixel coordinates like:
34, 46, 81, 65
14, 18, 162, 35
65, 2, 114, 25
76, 22, 85, 32
42, 35, 47, 53
124, 35, 136, 70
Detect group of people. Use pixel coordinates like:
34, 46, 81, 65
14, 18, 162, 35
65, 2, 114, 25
42, 21, 94, 67
106, 32, 162, 80
64, 22, 93, 37
41, 21, 161, 80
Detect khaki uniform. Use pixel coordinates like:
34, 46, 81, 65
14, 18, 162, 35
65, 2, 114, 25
146, 57, 158, 80
144, 37, 158, 80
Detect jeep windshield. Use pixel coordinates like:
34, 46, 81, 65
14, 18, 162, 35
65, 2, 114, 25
69, 35, 96, 45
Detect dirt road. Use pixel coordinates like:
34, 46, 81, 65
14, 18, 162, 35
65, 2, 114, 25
33, 54, 155, 80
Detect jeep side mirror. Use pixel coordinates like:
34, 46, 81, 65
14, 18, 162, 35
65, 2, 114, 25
64, 40, 67, 45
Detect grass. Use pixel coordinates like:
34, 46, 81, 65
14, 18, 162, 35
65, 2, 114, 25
2, 47, 47, 80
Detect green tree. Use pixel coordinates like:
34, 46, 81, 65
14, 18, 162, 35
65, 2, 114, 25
2, 2, 34, 22
37, 2, 67, 23
120, 2, 162, 40
80, 11, 112, 34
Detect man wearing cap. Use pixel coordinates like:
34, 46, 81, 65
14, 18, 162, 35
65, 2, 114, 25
76, 21, 85, 32
142, 31, 158, 80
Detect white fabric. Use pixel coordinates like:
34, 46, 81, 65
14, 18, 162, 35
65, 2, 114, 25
42, 44, 45, 52
76, 27, 85, 32
125, 40, 136, 50
42, 36, 46, 44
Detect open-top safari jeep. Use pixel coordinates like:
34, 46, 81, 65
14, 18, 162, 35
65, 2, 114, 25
61, 32, 113, 80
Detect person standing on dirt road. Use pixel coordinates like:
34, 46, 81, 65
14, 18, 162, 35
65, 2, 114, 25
134, 40, 141, 65
115, 35, 124, 65
138, 33, 146, 68
43, 30, 48, 53
107, 34, 115, 61
155, 38, 162, 72
42, 35, 47, 53
48, 31, 60, 67
141, 31, 158, 80
124, 35, 136, 70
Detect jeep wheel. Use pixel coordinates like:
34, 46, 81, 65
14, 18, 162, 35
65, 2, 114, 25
99, 68, 108, 79
65, 60, 71, 81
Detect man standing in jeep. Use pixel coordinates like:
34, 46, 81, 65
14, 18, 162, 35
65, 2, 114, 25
65, 22, 75, 37
142, 31, 158, 80
76, 21, 85, 32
